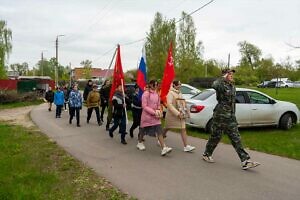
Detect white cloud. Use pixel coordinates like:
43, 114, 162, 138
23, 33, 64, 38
1, 0, 300, 72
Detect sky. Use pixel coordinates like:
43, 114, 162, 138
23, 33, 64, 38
1, 0, 300, 72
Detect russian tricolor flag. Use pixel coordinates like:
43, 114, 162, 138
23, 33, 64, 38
136, 47, 147, 99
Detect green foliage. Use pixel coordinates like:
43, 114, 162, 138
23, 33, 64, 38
10, 62, 29, 76
235, 65, 259, 86
145, 12, 176, 80
203, 59, 221, 77
255, 58, 274, 81
175, 12, 204, 82
238, 41, 262, 70
0, 20, 12, 78
80, 60, 92, 79
0, 91, 40, 104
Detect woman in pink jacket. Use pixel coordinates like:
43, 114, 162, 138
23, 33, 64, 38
136, 80, 172, 156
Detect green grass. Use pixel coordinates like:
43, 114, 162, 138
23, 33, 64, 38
253, 87, 300, 109
0, 99, 44, 110
0, 123, 133, 200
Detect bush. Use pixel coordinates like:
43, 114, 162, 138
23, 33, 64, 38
0, 90, 39, 104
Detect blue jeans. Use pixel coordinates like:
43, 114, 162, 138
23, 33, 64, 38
109, 116, 126, 140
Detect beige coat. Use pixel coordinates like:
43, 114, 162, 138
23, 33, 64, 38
165, 87, 186, 129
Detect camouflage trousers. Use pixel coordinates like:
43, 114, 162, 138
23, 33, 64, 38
204, 116, 250, 162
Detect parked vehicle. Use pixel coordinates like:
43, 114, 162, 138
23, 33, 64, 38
265, 81, 277, 88
293, 81, 300, 88
186, 88, 300, 132
276, 80, 294, 88
180, 84, 201, 99
257, 81, 271, 88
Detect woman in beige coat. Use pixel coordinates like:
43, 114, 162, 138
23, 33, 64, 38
164, 80, 195, 152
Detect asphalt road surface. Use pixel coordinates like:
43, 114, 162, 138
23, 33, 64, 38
31, 104, 300, 200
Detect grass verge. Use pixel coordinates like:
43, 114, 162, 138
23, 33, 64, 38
0, 99, 44, 110
0, 122, 133, 200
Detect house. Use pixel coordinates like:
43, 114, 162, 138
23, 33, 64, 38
71, 67, 113, 82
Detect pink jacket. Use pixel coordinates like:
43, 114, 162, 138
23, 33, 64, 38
140, 90, 161, 128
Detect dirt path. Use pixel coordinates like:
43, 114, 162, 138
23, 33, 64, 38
0, 105, 37, 128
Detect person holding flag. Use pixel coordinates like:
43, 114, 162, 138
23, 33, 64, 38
130, 49, 147, 138
108, 45, 127, 144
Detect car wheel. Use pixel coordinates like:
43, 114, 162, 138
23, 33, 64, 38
285, 85, 288, 88
205, 119, 213, 133
279, 113, 293, 130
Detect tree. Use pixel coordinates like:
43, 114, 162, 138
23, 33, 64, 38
80, 59, 92, 79
145, 12, 176, 80
0, 20, 12, 78
238, 41, 262, 70
255, 58, 274, 82
10, 62, 29, 76
176, 12, 204, 82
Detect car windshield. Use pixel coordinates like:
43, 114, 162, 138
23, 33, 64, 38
191, 90, 215, 100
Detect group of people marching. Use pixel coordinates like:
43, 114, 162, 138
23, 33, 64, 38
44, 69, 260, 170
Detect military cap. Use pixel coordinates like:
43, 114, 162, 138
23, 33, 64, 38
221, 68, 236, 75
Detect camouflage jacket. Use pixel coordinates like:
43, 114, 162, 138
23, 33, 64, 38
212, 77, 236, 117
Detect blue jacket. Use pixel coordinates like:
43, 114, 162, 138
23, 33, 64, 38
54, 90, 64, 105
69, 90, 82, 108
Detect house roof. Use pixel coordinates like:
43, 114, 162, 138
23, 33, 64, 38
72, 67, 114, 80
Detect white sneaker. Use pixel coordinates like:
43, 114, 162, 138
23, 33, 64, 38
241, 160, 260, 170
136, 142, 146, 151
161, 146, 172, 156
202, 154, 215, 163
184, 145, 196, 152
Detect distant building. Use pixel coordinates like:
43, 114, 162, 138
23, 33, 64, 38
7, 71, 19, 79
71, 67, 113, 82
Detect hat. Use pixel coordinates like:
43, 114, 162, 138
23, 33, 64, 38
221, 68, 236, 75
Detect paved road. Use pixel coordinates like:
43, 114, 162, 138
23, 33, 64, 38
31, 104, 300, 200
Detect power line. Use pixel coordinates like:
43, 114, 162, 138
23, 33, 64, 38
63, 0, 118, 44
118, 0, 215, 47
91, 0, 215, 67
176, 0, 214, 23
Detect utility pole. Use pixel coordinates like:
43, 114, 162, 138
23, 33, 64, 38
55, 35, 65, 87
41, 51, 44, 76
69, 62, 72, 87
227, 53, 230, 68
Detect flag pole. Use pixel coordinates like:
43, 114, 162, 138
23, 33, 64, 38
102, 47, 118, 86
121, 79, 128, 124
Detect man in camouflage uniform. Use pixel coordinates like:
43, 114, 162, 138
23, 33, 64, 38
202, 69, 260, 170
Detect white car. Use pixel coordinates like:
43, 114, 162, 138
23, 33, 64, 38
293, 81, 300, 88
186, 88, 300, 132
180, 84, 201, 99
276, 80, 294, 88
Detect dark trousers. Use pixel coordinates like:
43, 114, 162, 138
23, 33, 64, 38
56, 105, 63, 117
109, 116, 126, 140
87, 107, 101, 123
69, 107, 80, 125
100, 102, 108, 121
106, 103, 113, 129
204, 117, 250, 162
130, 108, 142, 133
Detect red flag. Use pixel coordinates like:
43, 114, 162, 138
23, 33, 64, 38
109, 45, 125, 101
160, 42, 175, 103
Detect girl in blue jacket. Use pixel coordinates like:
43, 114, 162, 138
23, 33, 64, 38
54, 87, 65, 118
